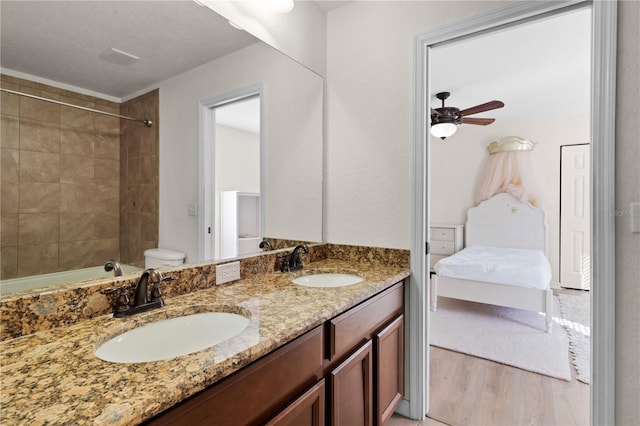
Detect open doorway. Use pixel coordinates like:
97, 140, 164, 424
199, 90, 262, 261
426, 7, 591, 425
409, 1, 615, 423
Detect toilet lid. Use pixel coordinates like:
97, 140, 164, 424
144, 248, 186, 260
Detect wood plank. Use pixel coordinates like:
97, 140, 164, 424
428, 346, 589, 425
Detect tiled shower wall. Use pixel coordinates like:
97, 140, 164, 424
0, 75, 159, 278
119, 90, 159, 268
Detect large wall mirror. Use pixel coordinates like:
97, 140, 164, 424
0, 1, 323, 296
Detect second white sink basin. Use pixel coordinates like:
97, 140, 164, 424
95, 311, 250, 363
292, 273, 364, 288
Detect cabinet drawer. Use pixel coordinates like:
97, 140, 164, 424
327, 282, 403, 362
431, 227, 455, 241
147, 326, 323, 426
431, 241, 455, 255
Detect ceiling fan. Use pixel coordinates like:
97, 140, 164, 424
430, 92, 505, 140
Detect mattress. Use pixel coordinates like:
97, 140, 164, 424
434, 245, 552, 290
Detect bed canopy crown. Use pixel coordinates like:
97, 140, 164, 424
475, 136, 543, 208
487, 136, 536, 154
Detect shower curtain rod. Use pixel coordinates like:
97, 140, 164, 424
0, 88, 153, 127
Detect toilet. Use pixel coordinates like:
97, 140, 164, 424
144, 248, 186, 269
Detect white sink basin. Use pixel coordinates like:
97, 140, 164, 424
95, 312, 250, 363
292, 273, 364, 288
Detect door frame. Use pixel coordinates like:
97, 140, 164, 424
198, 84, 264, 261
408, 0, 616, 423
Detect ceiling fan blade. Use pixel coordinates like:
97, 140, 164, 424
461, 117, 495, 125
459, 100, 504, 117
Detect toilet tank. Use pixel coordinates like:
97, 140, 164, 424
144, 248, 186, 269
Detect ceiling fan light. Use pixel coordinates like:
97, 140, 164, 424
430, 122, 457, 140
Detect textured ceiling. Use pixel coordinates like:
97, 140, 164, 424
431, 7, 591, 122
0, 1, 258, 99
1, 1, 590, 123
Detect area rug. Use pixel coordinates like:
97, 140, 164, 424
558, 292, 590, 383
430, 297, 572, 381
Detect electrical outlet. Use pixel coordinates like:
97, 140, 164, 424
216, 261, 241, 285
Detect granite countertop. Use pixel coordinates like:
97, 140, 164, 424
0, 259, 410, 425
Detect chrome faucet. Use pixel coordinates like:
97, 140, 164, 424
289, 244, 309, 271
104, 259, 123, 277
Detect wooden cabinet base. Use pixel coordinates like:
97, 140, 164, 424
266, 379, 325, 426
145, 281, 405, 426
375, 315, 404, 424
145, 326, 323, 426
330, 340, 373, 426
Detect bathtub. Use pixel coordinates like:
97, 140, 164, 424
0, 264, 142, 296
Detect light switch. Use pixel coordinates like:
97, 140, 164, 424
188, 203, 198, 217
631, 202, 640, 233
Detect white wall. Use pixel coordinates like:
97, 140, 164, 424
215, 124, 260, 194
325, 1, 504, 249
615, 1, 640, 422
206, 0, 327, 76
158, 41, 323, 263
214, 124, 260, 258
431, 115, 590, 286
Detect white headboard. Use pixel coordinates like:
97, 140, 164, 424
465, 193, 548, 256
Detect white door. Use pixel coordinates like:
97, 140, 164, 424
560, 144, 591, 289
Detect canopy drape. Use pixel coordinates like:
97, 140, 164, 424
475, 138, 543, 208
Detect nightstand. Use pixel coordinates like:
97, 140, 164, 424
429, 224, 464, 271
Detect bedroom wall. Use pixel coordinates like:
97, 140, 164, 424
430, 114, 590, 287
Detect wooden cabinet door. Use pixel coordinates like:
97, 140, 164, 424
266, 379, 325, 426
330, 340, 373, 426
374, 315, 404, 425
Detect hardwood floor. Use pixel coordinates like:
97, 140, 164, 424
427, 346, 589, 426
427, 288, 589, 426
389, 343, 589, 426
389, 412, 449, 426
392, 288, 589, 426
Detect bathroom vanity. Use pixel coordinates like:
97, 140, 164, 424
0, 247, 409, 426
146, 281, 404, 425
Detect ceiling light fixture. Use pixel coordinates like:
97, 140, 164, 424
430, 91, 459, 140
430, 91, 505, 140
430, 120, 458, 140
268, 0, 294, 13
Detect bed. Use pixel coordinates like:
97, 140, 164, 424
430, 193, 554, 332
